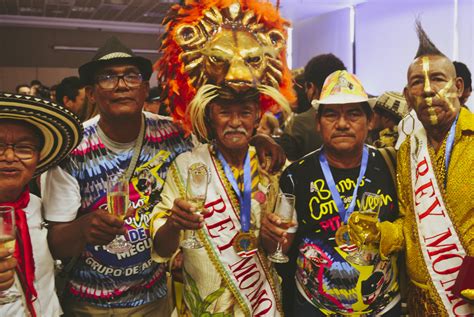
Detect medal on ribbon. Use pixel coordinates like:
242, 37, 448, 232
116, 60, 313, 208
335, 224, 351, 247
318, 146, 369, 247
217, 149, 257, 258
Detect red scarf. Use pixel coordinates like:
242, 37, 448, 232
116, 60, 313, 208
0, 188, 37, 316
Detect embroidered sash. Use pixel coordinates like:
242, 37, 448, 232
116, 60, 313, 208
175, 145, 281, 316
410, 128, 473, 316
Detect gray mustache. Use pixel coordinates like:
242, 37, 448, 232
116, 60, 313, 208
223, 128, 248, 136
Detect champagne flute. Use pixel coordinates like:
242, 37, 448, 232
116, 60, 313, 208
0, 206, 21, 304
180, 163, 209, 249
268, 193, 296, 263
346, 192, 382, 266
105, 175, 132, 254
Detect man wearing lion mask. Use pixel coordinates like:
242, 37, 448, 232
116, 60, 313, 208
151, 1, 295, 316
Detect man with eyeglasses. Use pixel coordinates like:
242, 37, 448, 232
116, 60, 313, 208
41, 37, 286, 316
0, 93, 82, 317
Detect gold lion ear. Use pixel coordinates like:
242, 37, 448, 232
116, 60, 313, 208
175, 24, 204, 49
267, 30, 286, 55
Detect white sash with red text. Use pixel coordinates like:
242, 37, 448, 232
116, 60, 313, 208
177, 145, 280, 316
410, 129, 473, 316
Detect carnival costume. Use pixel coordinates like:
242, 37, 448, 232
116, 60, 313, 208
151, 1, 294, 315
380, 107, 474, 316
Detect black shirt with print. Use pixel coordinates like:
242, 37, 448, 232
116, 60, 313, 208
276, 146, 398, 314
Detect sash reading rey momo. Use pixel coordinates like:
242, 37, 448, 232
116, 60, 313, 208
173, 145, 282, 316
410, 128, 473, 317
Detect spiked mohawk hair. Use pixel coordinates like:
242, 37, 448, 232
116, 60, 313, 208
414, 20, 446, 59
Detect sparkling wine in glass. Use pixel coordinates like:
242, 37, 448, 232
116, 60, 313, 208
180, 162, 209, 249
268, 193, 296, 263
0, 206, 21, 304
105, 175, 132, 254
346, 192, 382, 266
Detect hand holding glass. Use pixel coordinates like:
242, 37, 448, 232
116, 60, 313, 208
268, 193, 296, 263
346, 192, 382, 266
105, 175, 132, 254
180, 163, 209, 249
0, 206, 21, 304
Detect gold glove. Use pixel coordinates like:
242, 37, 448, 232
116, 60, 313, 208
461, 289, 474, 300
348, 211, 381, 247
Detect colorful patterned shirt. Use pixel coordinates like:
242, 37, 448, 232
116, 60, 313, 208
43, 112, 193, 308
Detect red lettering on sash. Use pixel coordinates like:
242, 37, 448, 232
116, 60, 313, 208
254, 298, 273, 316
204, 196, 226, 218
239, 270, 261, 290
229, 257, 257, 280
424, 228, 459, 258
414, 179, 436, 206
228, 257, 274, 315
432, 253, 464, 275
206, 216, 236, 238
216, 231, 238, 253
246, 280, 266, 305
439, 277, 461, 306
418, 196, 445, 221
416, 156, 430, 182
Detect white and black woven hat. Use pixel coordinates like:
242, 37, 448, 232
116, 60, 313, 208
374, 91, 409, 120
79, 36, 153, 85
0, 92, 83, 176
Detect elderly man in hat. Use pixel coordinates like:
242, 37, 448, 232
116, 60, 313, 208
356, 23, 474, 316
0, 93, 82, 316
370, 91, 409, 148
42, 35, 285, 315
266, 70, 401, 315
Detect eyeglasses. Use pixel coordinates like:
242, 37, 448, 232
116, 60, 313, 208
0, 143, 38, 160
95, 73, 144, 90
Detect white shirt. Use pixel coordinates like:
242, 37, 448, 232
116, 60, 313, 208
0, 194, 62, 317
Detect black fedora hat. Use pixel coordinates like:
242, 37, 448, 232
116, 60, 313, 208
0, 92, 83, 177
79, 37, 153, 85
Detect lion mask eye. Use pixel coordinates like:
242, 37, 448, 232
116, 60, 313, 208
209, 56, 226, 64
245, 56, 261, 65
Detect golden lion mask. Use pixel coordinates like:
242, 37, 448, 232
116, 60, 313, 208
174, 2, 286, 96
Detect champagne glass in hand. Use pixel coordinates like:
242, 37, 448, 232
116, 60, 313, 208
105, 175, 132, 254
346, 192, 382, 266
268, 193, 296, 263
0, 206, 21, 304
180, 163, 209, 249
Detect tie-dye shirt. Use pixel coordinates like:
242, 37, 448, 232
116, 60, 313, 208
43, 112, 193, 308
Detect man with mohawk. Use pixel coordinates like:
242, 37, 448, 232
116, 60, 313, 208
350, 22, 474, 316
151, 0, 295, 315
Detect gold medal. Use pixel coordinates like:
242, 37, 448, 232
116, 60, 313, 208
335, 224, 351, 246
233, 231, 258, 258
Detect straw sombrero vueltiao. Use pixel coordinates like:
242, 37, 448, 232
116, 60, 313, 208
0, 92, 83, 176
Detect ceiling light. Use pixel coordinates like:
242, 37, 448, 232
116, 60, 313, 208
143, 12, 163, 18
71, 6, 96, 13
19, 7, 43, 14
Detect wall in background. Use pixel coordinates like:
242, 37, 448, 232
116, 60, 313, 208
291, 0, 474, 110
292, 8, 352, 72
0, 26, 160, 92
0, 67, 158, 93
355, 1, 454, 94
457, 0, 474, 72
